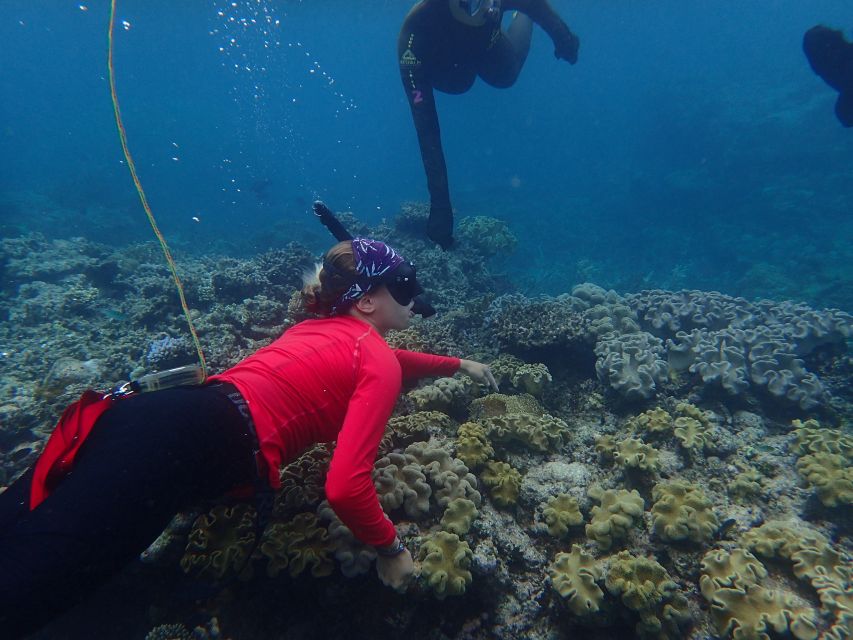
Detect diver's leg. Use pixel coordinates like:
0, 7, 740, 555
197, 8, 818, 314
479, 12, 533, 88
0, 386, 256, 639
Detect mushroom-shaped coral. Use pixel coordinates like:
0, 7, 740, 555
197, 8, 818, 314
585, 486, 645, 550
418, 531, 473, 599
511, 363, 552, 397
373, 452, 433, 517
440, 497, 479, 536
258, 512, 335, 579
482, 413, 568, 453
790, 421, 853, 457
704, 583, 818, 640
613, 437, 661, 473
673, 416, 710, 452
408, 376, 474, 413
404, 441, 482, 507
605, 551, 691, 639
700, 547, 819, 640
651, 481, 720, 544
316, 500, 376, 578
480, 460, 522, 508
541, 493, 584, 538
550, 545, 604, 616
795, 452, 853, 508
454, 421, 494, 470
181, 504, 257, 581
629, 407, 673, 434
387, 411, 454, 446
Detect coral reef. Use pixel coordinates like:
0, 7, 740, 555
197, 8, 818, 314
549, 544, 604, 615
650, 481, 720, 544
418, 531, 474, 599
2, 216, 852, 640
585, 486, 645, 550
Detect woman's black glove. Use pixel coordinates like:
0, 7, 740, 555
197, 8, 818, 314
554, 26, 580, 64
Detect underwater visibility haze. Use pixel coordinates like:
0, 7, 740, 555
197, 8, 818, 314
0, 1, 852, 639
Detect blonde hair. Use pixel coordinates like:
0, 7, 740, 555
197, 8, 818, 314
300, 241, 357, 316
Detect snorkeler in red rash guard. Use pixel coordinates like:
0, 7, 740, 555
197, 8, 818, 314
0, 237, 497, 639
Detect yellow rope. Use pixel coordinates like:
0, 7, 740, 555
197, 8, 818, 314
108, 0, 207, 378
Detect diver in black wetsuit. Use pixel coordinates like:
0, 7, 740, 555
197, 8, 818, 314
803, 25, 853, 128
398, 0, 580, 249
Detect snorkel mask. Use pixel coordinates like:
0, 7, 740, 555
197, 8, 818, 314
450, 0, 501, 26
313, 201, 436, 318
327, 238, 425, 315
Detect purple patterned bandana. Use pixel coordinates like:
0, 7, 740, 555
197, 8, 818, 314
330, 237, 405, 314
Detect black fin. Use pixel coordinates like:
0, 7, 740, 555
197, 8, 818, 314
836, 90, 853, 127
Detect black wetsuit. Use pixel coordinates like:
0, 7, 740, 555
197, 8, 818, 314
0, 385, 257, 639
398, 0, 579, 248
803, 25, 853, 127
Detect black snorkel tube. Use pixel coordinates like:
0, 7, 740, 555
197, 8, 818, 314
312, 201, 436, 318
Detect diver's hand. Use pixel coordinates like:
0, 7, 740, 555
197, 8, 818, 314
427, 204, 454, 250
554, 27, 579, 64
376, 546, 415, 592
459, 359, 499, 392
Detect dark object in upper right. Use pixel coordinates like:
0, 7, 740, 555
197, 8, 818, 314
803, 25, 853, 127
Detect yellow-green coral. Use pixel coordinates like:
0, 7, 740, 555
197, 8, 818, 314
630, 407, 673, 434
675, 402, 712, 430
511, 363, 552, 397
700, 547, 819, 640
594, 434, 618, 460
673, 416, 710, 451
440, 498, 479, 536
700, 548, 768, 591
480, 461, 522, 508
419, 531, 473, 599
796, 452, 853, 508
729, 466, 763, 500
739, 521, 853, 635
550, 545, 604, 616
454, 421, 494, 470
541, 494, 584, 538
387, 411, 454, 445
482, 413, 568, 453
181, 504, 257, 581
259, 512, 335, 579
585, 486, 645, 549
613, 437, 661, 473
651, 481, 719, 544
605, 551, 691, 639
488, 354, 525, 390
790, 420, 853, 457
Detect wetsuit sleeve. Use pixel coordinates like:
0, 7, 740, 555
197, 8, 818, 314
398, 19, 453, 219
393, 350, 461, 381
504, 0, 578, 61
324, 343, 400, 547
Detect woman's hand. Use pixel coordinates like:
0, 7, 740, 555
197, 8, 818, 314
459, 359, 498, 392
376, 547, 415, 592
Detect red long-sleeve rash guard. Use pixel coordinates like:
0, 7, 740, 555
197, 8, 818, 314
209, 315, 460, 547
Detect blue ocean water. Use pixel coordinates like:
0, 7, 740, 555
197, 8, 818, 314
1, 0, 851, 308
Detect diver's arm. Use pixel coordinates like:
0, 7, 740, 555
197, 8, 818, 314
504, 0, 579, 63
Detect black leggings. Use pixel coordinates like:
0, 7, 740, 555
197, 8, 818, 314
0, 385, 257, 639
